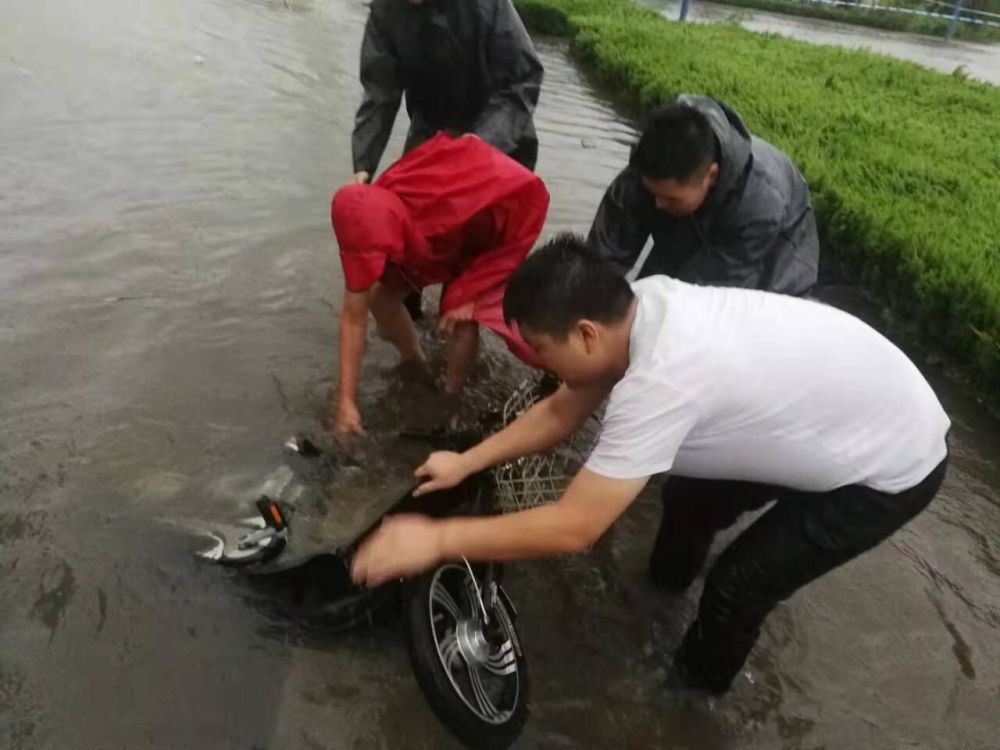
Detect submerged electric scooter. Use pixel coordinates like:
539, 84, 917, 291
197, 378, 589, 748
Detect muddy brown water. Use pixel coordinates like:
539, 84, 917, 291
1, 0, 998, 748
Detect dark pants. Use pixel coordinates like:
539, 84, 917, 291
652, 457, 948, 694
401, 126, 537, 323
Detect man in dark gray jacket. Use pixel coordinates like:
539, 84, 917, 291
351, 0, 543, 185
588, 96, 819, 296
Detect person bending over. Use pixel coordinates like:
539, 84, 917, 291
331, 133, 549, 436
352, 234, 949, 695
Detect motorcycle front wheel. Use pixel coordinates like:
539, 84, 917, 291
403, 563, 528, 749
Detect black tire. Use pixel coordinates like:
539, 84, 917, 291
403, 564, 528, 749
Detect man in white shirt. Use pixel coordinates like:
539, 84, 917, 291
351, 234, 950, 695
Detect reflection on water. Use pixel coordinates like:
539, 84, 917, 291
0, 0, 998, 748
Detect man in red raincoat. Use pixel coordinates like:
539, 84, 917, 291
331, 132, 550, 436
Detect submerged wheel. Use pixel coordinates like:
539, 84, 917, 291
403, 564, 528, 749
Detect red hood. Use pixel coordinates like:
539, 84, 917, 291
331, 133, 549, 366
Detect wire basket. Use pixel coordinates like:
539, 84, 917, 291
493, 378, 600, 513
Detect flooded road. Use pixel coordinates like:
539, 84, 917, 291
646, 0, 1000, 85
1, 0, 999, 748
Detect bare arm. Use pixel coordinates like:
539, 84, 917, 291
413, 381, 612, 496
352, 468, 650, 586
336, 289, 370, 434
438, 469, 648, 560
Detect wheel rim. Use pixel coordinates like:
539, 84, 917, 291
427, 564, 520, 725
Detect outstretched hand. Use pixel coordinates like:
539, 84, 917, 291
335, 400, 367, 438
413, 451, 472, 497
351, 514, 443, 586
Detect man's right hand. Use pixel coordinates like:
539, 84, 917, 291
413, 451, 473, 497
352, 171, 370, 185
335, 399, 366, 437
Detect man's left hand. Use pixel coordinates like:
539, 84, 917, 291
351, 514, 444, 587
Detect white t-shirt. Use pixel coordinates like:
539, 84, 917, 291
585, 277, 950, 493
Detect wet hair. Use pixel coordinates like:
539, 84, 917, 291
632, 101, 717, 182
503, 234, 635, 339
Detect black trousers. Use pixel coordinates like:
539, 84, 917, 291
651, 457, 948, 694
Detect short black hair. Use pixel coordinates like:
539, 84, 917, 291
503, 234, 635, 339
632, 101, 716, 182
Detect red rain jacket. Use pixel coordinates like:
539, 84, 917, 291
331, 133, 549, 364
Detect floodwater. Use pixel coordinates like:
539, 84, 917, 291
1, 0, 998, 748
646, 0, 1000, 85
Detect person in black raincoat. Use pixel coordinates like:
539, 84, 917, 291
348, 0, 543, 320
588, 95, 819, 296
351, 0, 543, 183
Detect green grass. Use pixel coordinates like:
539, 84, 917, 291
518, 0, 1000, 396
707, 0, 1000, 43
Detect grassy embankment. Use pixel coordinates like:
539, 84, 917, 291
517, 0, 1000, 402
703, 0, 1000, 44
